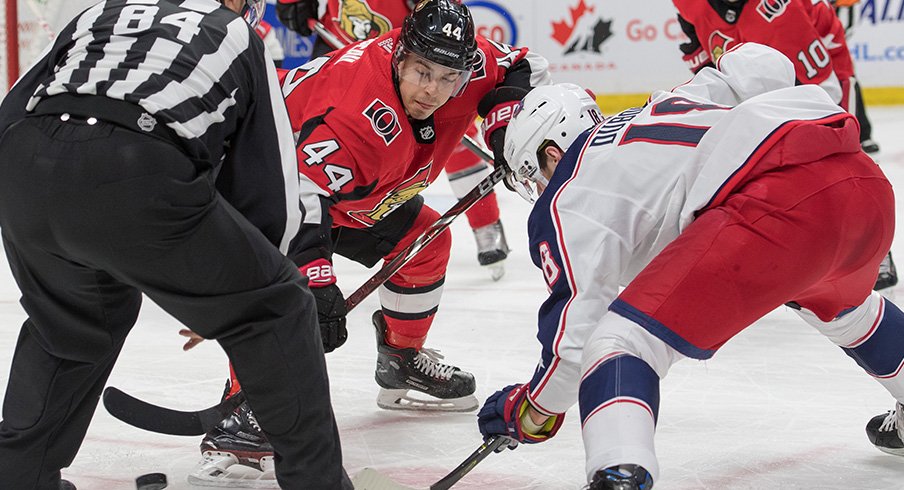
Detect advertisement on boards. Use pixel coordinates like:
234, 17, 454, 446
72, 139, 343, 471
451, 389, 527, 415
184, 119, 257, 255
846, 0, 904, 87
259, 0, 900, 96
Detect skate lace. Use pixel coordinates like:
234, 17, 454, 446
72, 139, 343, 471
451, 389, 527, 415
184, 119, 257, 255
245, 410, 262, 433
413, 348, 456, 380
879, 405, 902, 433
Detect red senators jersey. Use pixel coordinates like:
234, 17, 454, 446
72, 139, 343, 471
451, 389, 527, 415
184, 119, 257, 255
280, 29, 549, 257
674, 0, 853, 85
320, 0, 411, 45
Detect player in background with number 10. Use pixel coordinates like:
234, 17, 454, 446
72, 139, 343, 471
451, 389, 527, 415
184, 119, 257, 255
672, 0, 896, 291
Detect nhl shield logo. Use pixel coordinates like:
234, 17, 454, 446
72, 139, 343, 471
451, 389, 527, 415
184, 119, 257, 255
137, 113, 157, 132
419, 126, 435, 141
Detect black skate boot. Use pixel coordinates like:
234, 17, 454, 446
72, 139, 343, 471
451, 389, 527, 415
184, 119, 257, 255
189, 384, 276, 486
861, 138, 880, 155
866, 402, 904, 456
60, 480, 76, 490
473, 219, 510, 281
875, 252, 898, 291
373, 310, 478, 411
588, 465, 654, 490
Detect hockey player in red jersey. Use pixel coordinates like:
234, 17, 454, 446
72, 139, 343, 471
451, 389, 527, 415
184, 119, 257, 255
189, 1, 550, 484
477, 44, 904, 490
672, 0, 895, 291
276, 0, 513, 280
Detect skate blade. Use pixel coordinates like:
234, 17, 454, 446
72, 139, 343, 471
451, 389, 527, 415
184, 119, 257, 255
876, 445, 904, 457
352, 468, 420, 490
485, 262, 505, 281
188, 453, 277, 488
376, 389, 478, 412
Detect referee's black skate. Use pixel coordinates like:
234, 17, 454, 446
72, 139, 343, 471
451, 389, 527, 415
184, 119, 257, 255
189, 384, 276, 487
373, 310, 478, 412
867, 402, 904, 456
587, 464, 654, 490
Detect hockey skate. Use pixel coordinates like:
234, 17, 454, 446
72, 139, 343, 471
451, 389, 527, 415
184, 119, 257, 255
473, 219, 510, 281
373, 311, 478, 412
861, 138, 880, 155
875, 252, 898, 291
587, 465, 654, 490
189, 393, 277, 488
866, 402, 904, 456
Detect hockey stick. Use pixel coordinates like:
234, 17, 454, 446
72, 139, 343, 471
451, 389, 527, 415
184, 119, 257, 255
345, 162, 505, 310
102, 386, 246, 436
310, 20, 494, 164
351, 435, 511, 490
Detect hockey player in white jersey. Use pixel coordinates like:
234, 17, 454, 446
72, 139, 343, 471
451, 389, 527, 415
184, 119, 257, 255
476, 43, 904, 489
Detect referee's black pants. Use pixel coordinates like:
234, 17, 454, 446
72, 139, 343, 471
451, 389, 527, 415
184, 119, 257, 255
0, 114, 351, 489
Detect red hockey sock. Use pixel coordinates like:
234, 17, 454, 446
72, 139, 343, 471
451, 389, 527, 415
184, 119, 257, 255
227, 364, 242, 398
465, 191, 500, 229
384, 314, 433, 350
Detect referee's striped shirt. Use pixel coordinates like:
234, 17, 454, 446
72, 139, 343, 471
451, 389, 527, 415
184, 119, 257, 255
0, 0, 301, 254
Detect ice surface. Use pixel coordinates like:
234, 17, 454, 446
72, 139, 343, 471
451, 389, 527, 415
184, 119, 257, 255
2, 107, 904, 489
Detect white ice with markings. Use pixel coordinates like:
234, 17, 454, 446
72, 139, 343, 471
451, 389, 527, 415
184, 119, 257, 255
1, 107, 904, 489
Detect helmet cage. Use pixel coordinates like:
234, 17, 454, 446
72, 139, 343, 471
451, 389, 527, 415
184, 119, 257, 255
241, 0, 266, 29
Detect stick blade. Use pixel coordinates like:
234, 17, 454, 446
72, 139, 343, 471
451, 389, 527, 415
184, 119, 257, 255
102, 386, 206, 436
351, 468, 419, 490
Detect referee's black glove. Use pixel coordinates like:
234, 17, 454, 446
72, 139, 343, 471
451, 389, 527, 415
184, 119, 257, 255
276, 0, 319, 36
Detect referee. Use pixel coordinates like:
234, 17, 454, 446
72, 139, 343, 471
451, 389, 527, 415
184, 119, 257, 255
0, 1, 351, 489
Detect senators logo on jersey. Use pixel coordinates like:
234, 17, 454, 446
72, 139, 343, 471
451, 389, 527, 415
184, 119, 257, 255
756, 0, 791, 22
337, 0, 393, 41
708, 30, 735, 63
363, 98, 402, 146
348, 163, 434, 226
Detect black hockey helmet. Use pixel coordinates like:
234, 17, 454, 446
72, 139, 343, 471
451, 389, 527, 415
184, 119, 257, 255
398, 0, 478, 72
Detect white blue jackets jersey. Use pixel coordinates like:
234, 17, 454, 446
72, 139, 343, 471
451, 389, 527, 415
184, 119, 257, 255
525, 43, 850, 415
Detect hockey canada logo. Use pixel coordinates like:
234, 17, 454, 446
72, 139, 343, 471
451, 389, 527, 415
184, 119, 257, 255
348, 163, 433, 226
708, 30, 735, 63
363, 99, 402, 146
551, 0, 613, 55
756, 0, 791, 22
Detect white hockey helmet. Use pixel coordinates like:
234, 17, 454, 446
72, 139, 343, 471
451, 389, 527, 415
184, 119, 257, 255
503, 83, 603, 202
240, 0, 266, 29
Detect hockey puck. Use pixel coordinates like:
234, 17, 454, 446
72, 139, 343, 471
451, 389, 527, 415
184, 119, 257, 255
135, 472, 168, 490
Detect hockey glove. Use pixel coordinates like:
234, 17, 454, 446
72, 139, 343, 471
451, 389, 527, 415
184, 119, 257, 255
276, 0, 318, 36
300, 258, 348, 352
477, 383, 564, 450
478, 86, 530, 186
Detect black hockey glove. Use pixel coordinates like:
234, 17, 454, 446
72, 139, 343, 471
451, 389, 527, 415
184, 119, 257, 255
299, 258, 348, 353
311, 283, 348, 352
276, 0, 319, 36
